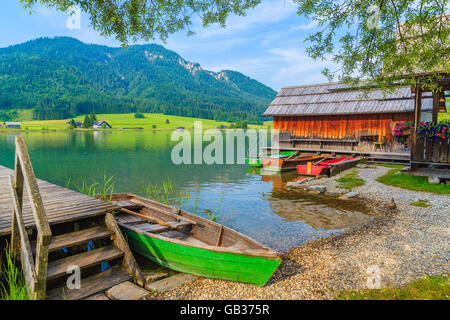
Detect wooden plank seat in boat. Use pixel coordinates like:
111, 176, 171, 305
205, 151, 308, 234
138, 223, 170, 233
115, 211, 192, 234
115, 213, 145, 224
111, 200, 139, 208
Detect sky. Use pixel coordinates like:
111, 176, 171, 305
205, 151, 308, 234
0, 0, 336, 91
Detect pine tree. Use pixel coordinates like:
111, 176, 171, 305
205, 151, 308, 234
90, 112, 97, 123
83, 114, 91, 128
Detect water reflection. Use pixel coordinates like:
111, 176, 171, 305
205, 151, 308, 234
0, 130, 374, 252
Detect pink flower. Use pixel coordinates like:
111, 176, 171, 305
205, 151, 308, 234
437, 133, 441, 137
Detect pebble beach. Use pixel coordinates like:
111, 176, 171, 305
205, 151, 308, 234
157, 166, 449, 300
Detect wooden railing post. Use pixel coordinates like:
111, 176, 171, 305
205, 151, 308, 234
11, 151, 24, 256
8, 175, 37, 297
10, 135, 52, 300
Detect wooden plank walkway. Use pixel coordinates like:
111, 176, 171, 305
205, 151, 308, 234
0, 165, 116, 236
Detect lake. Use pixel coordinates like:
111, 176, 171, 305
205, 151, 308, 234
0, 130, 374, 252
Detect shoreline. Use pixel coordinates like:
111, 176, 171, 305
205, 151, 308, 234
155, 166, 449, 300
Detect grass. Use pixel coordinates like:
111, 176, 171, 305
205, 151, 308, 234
438, 109, 450, 122
67, 175, 233, 224
410, 199, 431, 207
3, 113, 268, 131
335, 170, 366, 191
1, 245, 29, 300
376, 168, 450, 195
336, 275, 449, 300
66, 174, 115, 201
375, 163, 406, 169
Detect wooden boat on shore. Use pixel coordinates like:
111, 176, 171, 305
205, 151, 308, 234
245, 151, 296, 167
296, 157, 359, 177
261, 152, 324, 172
103, 193, 282, 286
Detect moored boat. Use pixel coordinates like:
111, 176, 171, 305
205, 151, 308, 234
104, 193, 282, 286
261, 153, 324, 172
296, 156, 359, 177
245, 151, 296, 167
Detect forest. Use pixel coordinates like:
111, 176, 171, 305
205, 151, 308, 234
0, 37, 277, 124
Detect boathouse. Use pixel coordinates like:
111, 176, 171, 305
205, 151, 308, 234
263, 82, 434, 155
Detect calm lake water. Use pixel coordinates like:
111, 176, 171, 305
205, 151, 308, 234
0, 130, 373, 252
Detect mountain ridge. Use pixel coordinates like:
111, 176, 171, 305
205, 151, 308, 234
0, 37, 276, 123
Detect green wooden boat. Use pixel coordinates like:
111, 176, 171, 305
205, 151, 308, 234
245, 151, 297, 167
108, 193, 281, 286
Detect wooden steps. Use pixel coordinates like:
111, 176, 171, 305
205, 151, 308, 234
4, 137, 145, 300
41, 214, 145, 300
47, 266, 132, 300
46, 245, 124, 281
32, 226, 113, 254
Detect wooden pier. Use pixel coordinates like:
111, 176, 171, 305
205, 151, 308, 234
262, 146, 410, 164
0, 166, 116, 237
0, 136, 148, 300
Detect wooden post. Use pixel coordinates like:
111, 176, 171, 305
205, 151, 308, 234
411, 85, 422, 167
12, 136, 52, 300
105, 213, 145, 287
15, 136, 52, 243
432, 91, 439, 123
11, 152, 24, 256
34, 232, 49, 299
8, 175, 38, 297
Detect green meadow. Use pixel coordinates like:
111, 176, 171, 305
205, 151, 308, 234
2, 113, 266, 131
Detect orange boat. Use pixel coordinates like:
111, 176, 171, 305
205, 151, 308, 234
261, 154, 324, 172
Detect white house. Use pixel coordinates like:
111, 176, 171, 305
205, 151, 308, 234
3, 122, 21, 129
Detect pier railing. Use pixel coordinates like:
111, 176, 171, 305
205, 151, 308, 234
9, 135, 52, 300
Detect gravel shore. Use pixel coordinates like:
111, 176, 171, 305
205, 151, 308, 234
157, 166, 449, 300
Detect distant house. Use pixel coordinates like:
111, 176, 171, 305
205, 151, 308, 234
3, 122, 21, 129
92, 120, 112, 129
66, 120, 82, 128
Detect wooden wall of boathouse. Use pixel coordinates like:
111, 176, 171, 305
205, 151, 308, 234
273, 112, 414, 152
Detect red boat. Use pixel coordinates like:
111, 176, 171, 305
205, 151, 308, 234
296, 157, 359, 177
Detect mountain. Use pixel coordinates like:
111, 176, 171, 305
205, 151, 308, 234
0, 37, 277, 123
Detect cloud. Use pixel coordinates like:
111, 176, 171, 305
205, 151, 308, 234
196, 0, 297, 38
268, 48, 335, 85
290, 21, 318, 31
203, 46, 335, 90
32, 4, 57, 17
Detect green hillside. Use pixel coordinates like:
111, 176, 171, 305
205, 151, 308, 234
0, 37, 277, 124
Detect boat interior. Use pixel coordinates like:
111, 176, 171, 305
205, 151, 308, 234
105, 194, 278, 256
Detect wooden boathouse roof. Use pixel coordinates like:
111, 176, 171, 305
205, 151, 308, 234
263, 82, 433, 117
